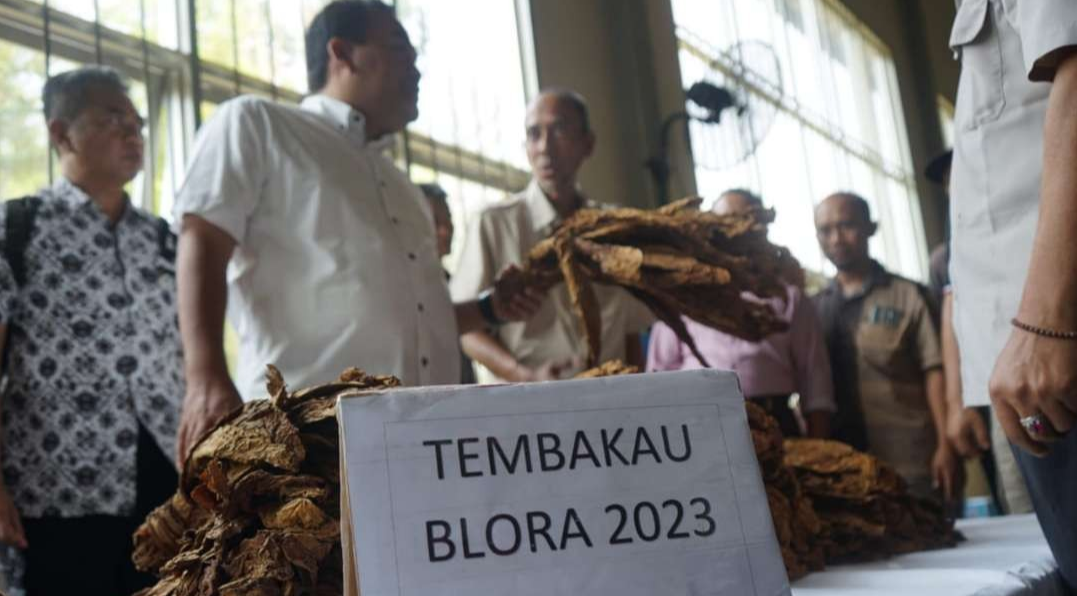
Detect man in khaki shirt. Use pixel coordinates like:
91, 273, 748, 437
812, 193, 958, 500
450, 90, 652, 382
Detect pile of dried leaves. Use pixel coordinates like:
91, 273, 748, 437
784, 438, 962, 563
746, 402, 961, 580
133, 366, 399, 596
499, 198, 803, 367
135, 365, 959, 592
747, 402, 827, 580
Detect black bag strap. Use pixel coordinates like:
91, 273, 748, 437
155, 217, 176, 264
4, 196, 42, 287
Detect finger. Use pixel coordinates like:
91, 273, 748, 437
942, 469, 954, 502
1040, 399, 1076, 435
972, 416, 991, 451
995, 400, 1048, 457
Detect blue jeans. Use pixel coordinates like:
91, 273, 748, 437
1013, 430, 1077, 593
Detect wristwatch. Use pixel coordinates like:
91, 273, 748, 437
477, 289, 504, 326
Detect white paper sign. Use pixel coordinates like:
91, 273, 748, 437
339, 369, 790, 596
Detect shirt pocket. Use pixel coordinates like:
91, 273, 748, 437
950, 0, 1005, 130
856, 310, 909, 372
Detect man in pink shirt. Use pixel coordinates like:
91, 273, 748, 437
646, 190, 835, 438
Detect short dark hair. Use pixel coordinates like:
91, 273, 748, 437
42, 66, 128, 122
828, 191, 873, 224
720, 188, 764, 209
305, 0, 393, 93
418, 183, 447, 202
536, 88, 591, 134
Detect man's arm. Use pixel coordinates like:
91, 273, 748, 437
788, 289, 834, 438
912, 289, 960, 501
925, 366, 960, 501
990, 54, 1077, 455
942, 292, 989, 457
460, 331, 572, 382
175, 214, 243, 467
0, 325, 26, 548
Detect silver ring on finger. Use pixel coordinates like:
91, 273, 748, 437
1020, 413, 1057, 442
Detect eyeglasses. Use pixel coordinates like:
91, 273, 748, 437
83, 109, 146, 137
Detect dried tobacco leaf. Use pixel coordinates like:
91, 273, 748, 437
498, 199, 798, 366
136, 367, 401, 596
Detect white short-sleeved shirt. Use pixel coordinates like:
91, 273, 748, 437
175, 95, 460, 400
949, 0, 1077, 405
450, 180, 654, 380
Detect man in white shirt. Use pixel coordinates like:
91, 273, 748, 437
173, 0, 538, 464
450, 89, 653, 382
950, 0, 1077, 587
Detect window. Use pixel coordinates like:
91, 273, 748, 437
0, 0, 535, 267
396, 0, 534, 272
0, 0, 537, 376
672, 0, 928, 281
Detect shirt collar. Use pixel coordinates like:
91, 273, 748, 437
826, 259, 890, 302
524, 178, 595, 236
300, 94, 396, 152
48, 177, 135, 225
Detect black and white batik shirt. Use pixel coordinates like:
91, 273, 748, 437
0, 178, 183, 518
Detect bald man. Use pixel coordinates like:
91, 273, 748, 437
811, 193, 958, 501
450, 89, 652, 381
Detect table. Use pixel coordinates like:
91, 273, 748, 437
791, 514, 1066, 596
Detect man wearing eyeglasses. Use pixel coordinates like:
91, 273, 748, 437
173, 0, 541, 463
0, 66, 182, 595
450, 89, 654, 382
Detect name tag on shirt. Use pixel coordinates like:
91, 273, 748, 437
867, 305, 904, 327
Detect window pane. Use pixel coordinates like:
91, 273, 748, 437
398, 0, 530, 172
673, 0, 926, 280
0, 41, 50, 199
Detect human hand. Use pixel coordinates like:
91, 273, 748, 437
490, 264, 545, 323
931, 443, 962, 503
989, 329, 1077, 457
514, 357, 580, 382
945, 407, 990, 459
176, 372, 243, 468
0, 484, 26, 549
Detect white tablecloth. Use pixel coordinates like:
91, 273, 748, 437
791, 514, 1065, 596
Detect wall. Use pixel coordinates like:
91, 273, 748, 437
528, 0, 957, 246
528, 0, 694, 209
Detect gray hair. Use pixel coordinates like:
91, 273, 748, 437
42, 66, 129, 122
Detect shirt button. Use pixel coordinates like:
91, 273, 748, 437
417, 303, 424, 312
391, 217, 400, 225
421, 356, 429, 367
408, 252, 416, 260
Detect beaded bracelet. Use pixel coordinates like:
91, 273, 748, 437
1011, 317, 1077, 340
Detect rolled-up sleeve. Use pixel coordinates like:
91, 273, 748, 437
449, 213, 497, 302
1011, 0, 1077, 81
174, 97, 269, 244
788, 289, 836, 413
914, 297, 944, 372
645, 321, 684, 372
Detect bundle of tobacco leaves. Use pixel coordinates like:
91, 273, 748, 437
783, 439, 962, 563
133, 366, 399, 596
497, 198, 803, 367
574, 359, 640, 378
746, 402, 827, 580
135, 363, 959, 592
749, 406, 960, 579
